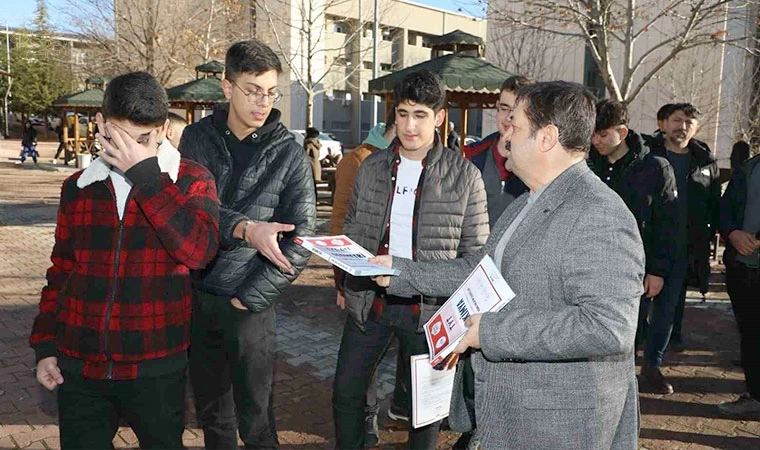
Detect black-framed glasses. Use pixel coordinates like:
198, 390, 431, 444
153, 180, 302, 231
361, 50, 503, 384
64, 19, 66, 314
229, 79, 282, 104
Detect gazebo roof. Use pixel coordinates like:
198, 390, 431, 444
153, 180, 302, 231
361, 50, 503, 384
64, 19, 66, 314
429, 30, 485, 48
195, 60, 225, 74
53, 88, 104, 108
368, 54, 512, 95
167, 76, 226, 104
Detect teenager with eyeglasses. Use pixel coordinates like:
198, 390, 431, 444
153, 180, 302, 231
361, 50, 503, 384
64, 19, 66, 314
179, 39, 316, 449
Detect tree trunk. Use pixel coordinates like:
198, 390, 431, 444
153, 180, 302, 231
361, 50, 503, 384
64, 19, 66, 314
306, 91, 314, 128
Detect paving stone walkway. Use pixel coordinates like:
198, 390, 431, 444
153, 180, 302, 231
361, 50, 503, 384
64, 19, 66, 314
0, 138, 758, 449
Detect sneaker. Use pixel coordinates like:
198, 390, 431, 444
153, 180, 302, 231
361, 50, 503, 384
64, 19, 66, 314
718, 393, 760, 416
364, 411, 379, 447
640, 367, 674, 395
387, 403, 410, 422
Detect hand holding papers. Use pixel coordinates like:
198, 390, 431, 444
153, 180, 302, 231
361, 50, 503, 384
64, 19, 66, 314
294, 235, 400, 277
423, 255, 515, 367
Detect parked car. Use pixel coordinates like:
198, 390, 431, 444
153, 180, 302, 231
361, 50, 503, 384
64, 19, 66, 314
463, 135, 481, 147
291, 129, 343, 161
28, 116, 45, 127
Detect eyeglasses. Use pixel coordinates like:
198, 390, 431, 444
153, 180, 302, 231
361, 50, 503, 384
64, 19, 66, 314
229, 79, 282, 104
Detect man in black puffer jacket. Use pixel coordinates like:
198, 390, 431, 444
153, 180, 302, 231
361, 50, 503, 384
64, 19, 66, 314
589, 99, 679, 395
179, 40, 316, 450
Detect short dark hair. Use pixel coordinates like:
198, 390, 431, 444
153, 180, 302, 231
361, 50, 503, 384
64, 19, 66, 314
667, 102, 700, 120
168, 112, 187, 126
225, 40, 282, 80
501, 75, 533, 93
102, 71, 168, 126
393, 69, 446, 112
595, 99, 629, 132
305, 127, 320, 139
515, 81, 595, 152
656, 104, 674, 121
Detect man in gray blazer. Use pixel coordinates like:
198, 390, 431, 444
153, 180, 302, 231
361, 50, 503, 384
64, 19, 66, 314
372, 81, 644, 449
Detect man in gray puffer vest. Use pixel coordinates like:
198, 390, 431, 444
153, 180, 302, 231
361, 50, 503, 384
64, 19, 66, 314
179, 40, 316, 449
332, 69, 489, 449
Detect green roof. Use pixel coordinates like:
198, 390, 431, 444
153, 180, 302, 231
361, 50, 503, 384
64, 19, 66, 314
368, 54, 512, 95
195, 60, 225, 74
53, 88, 104, 108
429, 30, 484, 48
85, 76, 108, 86
167, 76, 226, 104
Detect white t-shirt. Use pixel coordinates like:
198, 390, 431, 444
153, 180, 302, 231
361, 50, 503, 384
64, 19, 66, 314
389, 155, 424, 259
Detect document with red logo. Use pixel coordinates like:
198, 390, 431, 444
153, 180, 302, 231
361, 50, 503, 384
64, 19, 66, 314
294, 235, 400, 277
424, 255, 515, 367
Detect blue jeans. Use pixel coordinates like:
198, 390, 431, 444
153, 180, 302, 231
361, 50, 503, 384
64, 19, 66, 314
333, 303, 441, 450
20, 144, 38, 163
642, 260, 688, 368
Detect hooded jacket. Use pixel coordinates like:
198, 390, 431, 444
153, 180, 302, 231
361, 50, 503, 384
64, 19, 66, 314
589, 130, 679, 278
179, 105, 316, 312
647, 134, 720, 293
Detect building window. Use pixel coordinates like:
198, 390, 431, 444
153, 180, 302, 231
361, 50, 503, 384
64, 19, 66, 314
408, 32, 417, 46
380, 63, 392, 71
421, 35, 433, 48
583, 44, 606, 98
332, 120, 351, 130
363, 61, 373, 70
382, 27, 393, 41
334, 22, 347, 34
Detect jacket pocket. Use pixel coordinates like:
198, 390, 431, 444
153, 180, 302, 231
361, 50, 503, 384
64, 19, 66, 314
521, 388, 596, 410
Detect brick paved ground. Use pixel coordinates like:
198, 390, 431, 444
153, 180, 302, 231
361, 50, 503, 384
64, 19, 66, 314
0, 138, 758, 449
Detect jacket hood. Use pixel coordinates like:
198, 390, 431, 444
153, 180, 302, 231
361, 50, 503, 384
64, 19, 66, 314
210, 103, 283, 139
363, 123, 391, 149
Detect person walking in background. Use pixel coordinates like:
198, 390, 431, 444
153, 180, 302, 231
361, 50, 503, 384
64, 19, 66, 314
446, 121, 460, 152
718, 151, 760, 415
52, 124, 70, 165
19, 120, 38, 164
180, 39, 316, 450
29, 71, 220, 449
304, 126, 322, 184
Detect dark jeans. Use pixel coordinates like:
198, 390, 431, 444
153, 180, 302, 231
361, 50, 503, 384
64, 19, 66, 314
726, 258, 760, 398
189, 290, 278, 450
333, 303, 441, 450
20, 145, 38, 163
54, 142, 72, 164
58, 369, 185, 450
365, 348, 408, 416
642, 260, 688, 368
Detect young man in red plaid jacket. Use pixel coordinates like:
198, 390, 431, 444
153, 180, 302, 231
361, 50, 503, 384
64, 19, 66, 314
29, 71, 220, 450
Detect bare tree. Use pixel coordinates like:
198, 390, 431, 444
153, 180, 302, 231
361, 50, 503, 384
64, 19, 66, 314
488, 23, 574, 81
484, 0, 759, 105
259, 0, 386, 127
57, 0, 249, 85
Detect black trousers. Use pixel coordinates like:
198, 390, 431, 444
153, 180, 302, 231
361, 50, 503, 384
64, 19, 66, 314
726, 258, 760, 398
57, 369, 186, 450
189, 290, 278, 450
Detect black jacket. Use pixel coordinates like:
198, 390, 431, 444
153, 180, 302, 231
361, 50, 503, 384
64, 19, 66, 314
720, 154, 760, 265
179, 106, 316, 312
589, 131, 678, 278
647, 135, 721, 293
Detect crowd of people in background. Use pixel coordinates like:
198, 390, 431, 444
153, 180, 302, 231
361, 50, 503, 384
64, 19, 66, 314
25, 37, 760, 450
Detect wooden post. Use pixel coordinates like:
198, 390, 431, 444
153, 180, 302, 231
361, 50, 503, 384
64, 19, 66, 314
442, 106, 450, 146
73, 110, 80, 168
185, 107, 193, 124
460, 106, 468, 155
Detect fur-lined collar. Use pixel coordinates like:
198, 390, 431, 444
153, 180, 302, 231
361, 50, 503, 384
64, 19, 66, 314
77, 140, 181, 189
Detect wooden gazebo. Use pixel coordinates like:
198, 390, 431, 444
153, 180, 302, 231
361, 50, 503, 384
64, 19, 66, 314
368, 30, 512, 143
167, 61, 226, 123
52, 77, 106, 166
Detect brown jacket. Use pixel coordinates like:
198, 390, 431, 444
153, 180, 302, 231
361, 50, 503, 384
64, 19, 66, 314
328, 143, 379, 235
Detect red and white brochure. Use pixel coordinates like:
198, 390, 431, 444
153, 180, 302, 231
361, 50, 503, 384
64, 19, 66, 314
294, 235, 400, 277
424, 255, 515, 367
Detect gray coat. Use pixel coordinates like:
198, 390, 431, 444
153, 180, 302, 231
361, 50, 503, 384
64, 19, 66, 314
388, 161, 644, 449
343, 138, 489, 330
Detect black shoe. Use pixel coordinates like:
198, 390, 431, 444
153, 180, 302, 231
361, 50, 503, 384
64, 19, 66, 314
387, 403, 410, 422
364, 411, 379, 447
453, 432, 472, 450
640, 367, 674, 395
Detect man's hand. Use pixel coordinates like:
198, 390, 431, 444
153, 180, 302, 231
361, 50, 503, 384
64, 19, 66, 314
368, 255, 392, 288
36, 357, 64, 391
237, 221, 296, 274
729, 230, 760, 256
94, 113, 158, 173
453, 314, 482, 354
643, 274, 665, 299
336, 290, 346, 310
230, 297, 248, 311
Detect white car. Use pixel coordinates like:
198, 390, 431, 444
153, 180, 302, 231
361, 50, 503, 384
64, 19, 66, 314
291, 129, 343, 161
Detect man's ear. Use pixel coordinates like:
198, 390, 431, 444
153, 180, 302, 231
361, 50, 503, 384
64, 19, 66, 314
539, 124, 559, 153
434, 109, 446, 128
158, 119, 170, 143
221, 78, 234, 100
618, 126, 629, 141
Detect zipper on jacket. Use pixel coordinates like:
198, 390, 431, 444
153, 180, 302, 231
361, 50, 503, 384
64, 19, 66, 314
103, 182, 131, 380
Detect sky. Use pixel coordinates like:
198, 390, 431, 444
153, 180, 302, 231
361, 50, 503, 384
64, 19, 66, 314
0, 0, 485, 30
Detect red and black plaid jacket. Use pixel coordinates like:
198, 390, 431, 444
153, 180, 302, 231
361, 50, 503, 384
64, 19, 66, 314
29, 157, 219, 380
